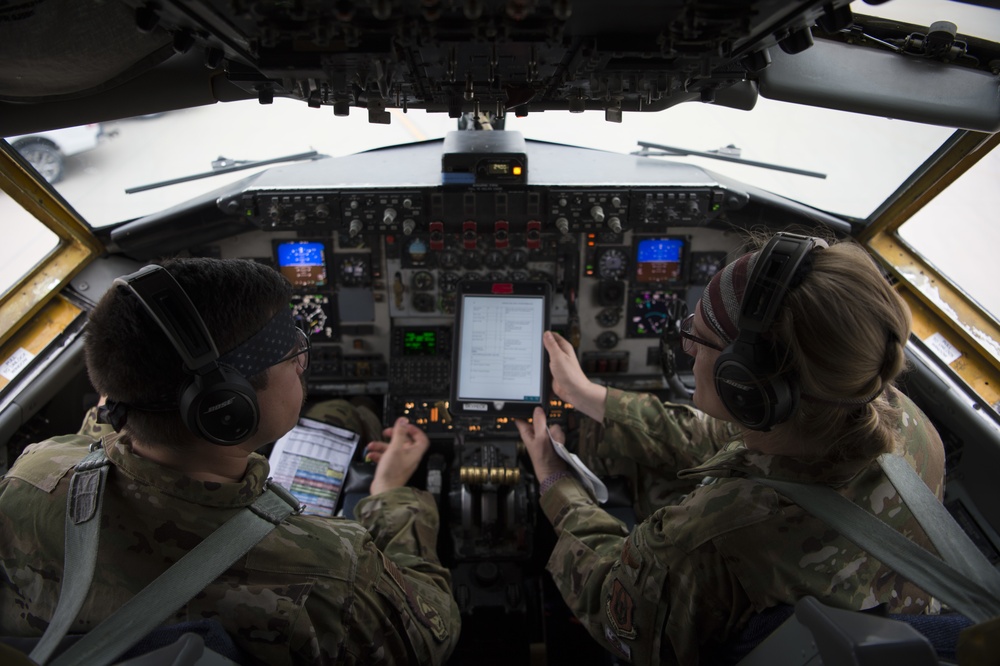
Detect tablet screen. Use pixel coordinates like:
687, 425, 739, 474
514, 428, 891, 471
453, 283, 548, 414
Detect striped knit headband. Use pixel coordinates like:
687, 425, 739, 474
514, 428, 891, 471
699, 251, 759, 346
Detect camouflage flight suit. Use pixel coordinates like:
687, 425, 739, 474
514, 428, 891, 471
543, 386, 945, 665
0, 401, 460, 665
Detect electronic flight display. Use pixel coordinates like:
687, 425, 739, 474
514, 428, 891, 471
634, 237, 685, 285
274, 240, 330, 289
626, 289, 687, 338
403, 329, 439, 356
289, 294, 338, 341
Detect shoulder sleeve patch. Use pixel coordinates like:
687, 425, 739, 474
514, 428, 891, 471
379, 552, 449, 643
607, 578, 638, 640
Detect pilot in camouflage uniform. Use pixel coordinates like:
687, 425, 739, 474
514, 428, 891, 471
520, 237, 948, 665
0, 402, 460, 665
544, 386, 944, 664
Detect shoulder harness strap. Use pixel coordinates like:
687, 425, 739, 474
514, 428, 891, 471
750, 454, 1000, 624
30, 443, 302, 666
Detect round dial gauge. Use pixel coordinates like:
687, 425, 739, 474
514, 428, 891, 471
484, 250, 506, 269
595, 331, 619, 350
690, 252, 728, 285
529, 270, 552, 285
338, 255, 369, 286
437, 249, 460, 270
412, 270, 434, 291
439, 271, 460, 293
597, 248, 628, 280
508, 249, 528, 269
412, 293, 436, 313
486, 271, 506, 282
462, 250, 482, 270
509, 270, 530, 282
596, 307, 621, 328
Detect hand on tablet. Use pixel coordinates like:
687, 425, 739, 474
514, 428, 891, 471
514, 407, 569, 482
544, 331, 608, 422
367, 417, 430, 496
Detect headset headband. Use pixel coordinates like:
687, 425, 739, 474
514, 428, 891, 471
113, 265, 219, 374
737, 233, 826, 338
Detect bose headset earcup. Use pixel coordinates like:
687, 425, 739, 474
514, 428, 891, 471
180, 366, 259, 445
114, 265, 260, 446
712, 233, 819, 431
714, 346, 797, 431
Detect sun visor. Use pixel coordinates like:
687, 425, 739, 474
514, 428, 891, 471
759, 38, 1000, 133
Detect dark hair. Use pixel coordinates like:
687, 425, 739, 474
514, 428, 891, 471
85, 258, 292, 446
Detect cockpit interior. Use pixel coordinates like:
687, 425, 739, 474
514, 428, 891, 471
1, 1, 999, 663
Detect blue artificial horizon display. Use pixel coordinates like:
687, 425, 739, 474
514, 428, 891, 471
276, 241, 328, 288
635, 237, 684, 283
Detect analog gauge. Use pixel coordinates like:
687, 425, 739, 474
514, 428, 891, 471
338, 255, 370, 286
412, 270, 434, 291
440, 294, 457, 315
486, 271, 506, 282
689, 251, 728, 285
626, 290, 685, 338
406, 237, 429, 264
290, 294, 336, 340
529, 270, 552, 285
484, 250, 506, 269
508, 249, 528, 268
439, 271, 461, 293
596, 307, 621, 328
463, 272, 483, 283
412, 293, 436, 313
597, 279, 625, 306
509, 270, 530, 282
595, 331, 619, 350
462, 249, 482, 269
438, 249, 460, 270
597, 247, 628, 280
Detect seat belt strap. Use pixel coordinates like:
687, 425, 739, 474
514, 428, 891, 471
30, 442, 302, 666
877, 452, 1000, 593
29, 446, 110, 665
49, 481, 300, 666
754, 468, 1000, 624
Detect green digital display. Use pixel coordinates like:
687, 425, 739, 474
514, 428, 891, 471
403, 330, 437, 356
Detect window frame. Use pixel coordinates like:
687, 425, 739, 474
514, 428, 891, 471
859, 130, 1000, 411
0, 140, 102, 349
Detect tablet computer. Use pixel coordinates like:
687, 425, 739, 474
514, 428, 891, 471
450, 280, 550, 418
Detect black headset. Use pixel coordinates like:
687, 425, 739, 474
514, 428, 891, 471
713, 233, 823, 431
113, 265, 260, 445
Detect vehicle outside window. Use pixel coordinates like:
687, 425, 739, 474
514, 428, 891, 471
5, 123, 105, 183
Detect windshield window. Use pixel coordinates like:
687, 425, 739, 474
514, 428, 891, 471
3, 97, 952, 228
897, 141, 1000, 320
0, 193, 59, 298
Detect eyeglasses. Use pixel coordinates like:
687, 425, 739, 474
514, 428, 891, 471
679, 314, 725, 355
275, 328, 311, 371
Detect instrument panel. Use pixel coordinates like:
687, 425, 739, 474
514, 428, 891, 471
209, 183, 743, 436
